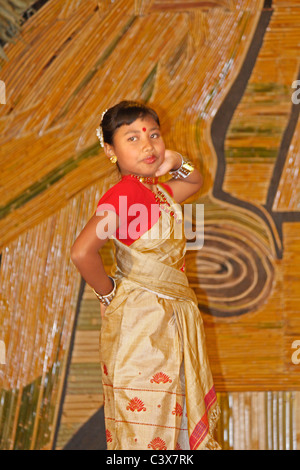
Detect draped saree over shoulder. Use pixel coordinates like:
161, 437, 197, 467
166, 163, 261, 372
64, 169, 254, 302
99, 184, 221, 450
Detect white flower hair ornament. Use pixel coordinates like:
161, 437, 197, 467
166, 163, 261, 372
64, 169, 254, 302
96, 109, 107, 148
96, 127, 104, 148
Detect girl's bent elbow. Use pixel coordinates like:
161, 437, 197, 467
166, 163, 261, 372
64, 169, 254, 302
70, 245, 85, 264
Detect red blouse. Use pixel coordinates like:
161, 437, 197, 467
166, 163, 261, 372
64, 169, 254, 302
96, 175, 173, 246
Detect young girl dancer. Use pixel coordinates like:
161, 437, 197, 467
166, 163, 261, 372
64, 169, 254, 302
71, 101, 220, 450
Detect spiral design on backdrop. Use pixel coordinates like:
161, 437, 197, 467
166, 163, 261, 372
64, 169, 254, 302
186, 222, 274, 318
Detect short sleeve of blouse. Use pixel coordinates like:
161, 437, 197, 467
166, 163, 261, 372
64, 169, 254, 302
96, 178, 168, 245
96, 180, 173, 215
96, 182, 125, 216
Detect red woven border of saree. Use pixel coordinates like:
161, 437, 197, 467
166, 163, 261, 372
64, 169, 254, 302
189, 385, 217, 450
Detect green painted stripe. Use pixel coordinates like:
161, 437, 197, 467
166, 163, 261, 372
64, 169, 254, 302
0, 142, 100, 220
0, 16, 137, 221
141, 63, 158, 102
228, 125, 283, 135
51, 15, 137, 125
247, 82, 291, 95
225, 146, 278, 160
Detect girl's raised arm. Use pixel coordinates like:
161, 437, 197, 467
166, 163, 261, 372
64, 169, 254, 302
155, 150, 203, 204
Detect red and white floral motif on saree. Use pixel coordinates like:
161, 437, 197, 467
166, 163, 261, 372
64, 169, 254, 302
147, 437, 167, 450
172, 402, 183, 416
150, 372, 172, 384
106, 429, 113, 443
126, 397, 147, 412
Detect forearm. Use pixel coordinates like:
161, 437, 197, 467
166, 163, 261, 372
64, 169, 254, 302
176, 166, 203, 186
71, 250, 113, 295
170, 152, 203, 186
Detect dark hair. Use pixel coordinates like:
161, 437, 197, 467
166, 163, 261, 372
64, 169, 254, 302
100, 100, 160, 146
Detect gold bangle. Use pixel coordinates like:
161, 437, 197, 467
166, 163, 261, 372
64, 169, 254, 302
92, 276, 116, 306
169, 154, 194, 179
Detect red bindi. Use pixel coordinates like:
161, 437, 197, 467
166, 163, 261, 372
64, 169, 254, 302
142, 127, 147, 132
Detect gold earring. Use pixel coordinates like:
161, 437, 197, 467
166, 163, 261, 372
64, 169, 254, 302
109, 155, 117, 164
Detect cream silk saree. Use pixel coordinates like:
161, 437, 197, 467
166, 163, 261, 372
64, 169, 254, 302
99, 185, 221, 450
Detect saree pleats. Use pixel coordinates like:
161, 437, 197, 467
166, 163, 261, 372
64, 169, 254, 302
99, 185, 220, 450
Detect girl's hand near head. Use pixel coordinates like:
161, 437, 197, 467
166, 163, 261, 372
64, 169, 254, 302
155, 150, 204, 204
155, 149, 182, 177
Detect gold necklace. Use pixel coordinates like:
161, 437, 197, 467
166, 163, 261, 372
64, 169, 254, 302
152, 187, 177, 219
124, 174, 159, 184
124, 174, 176, 218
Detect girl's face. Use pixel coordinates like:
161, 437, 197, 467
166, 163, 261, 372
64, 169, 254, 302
104, 115, 165, 176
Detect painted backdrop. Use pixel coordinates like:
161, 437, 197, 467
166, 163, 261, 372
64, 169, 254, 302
0, 0, 299, 450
